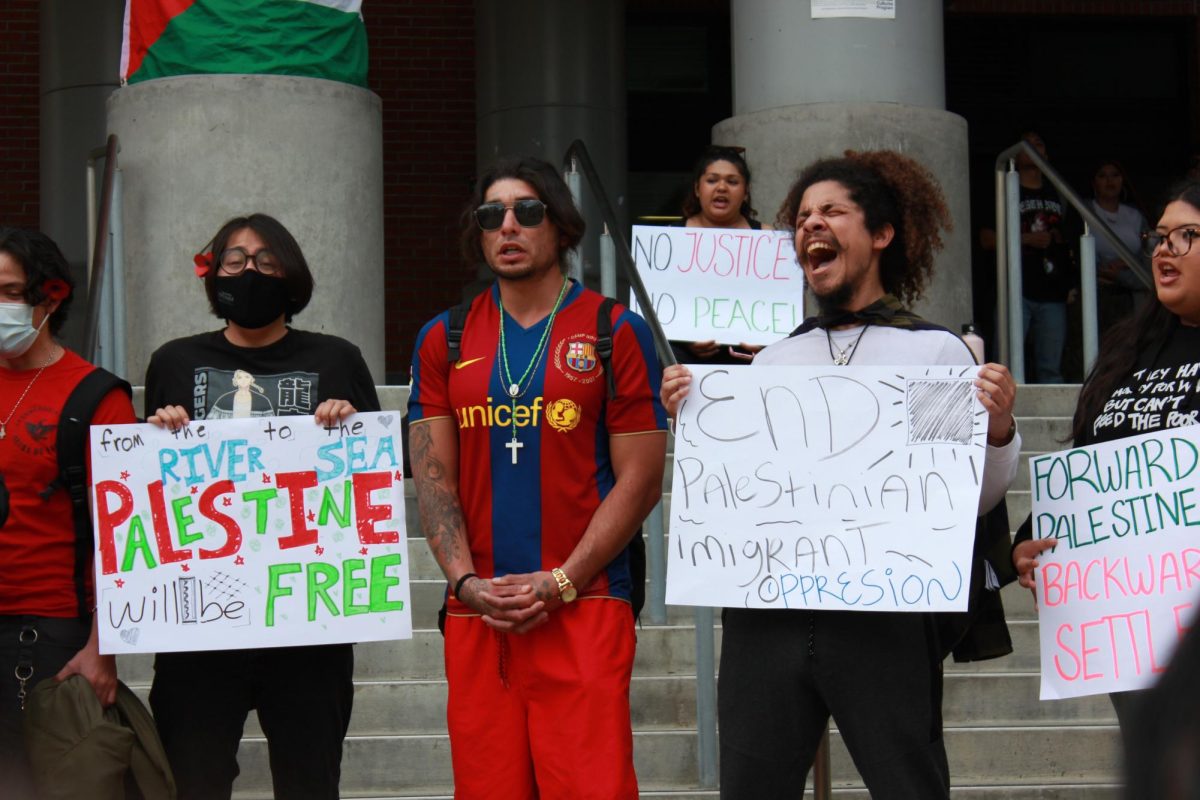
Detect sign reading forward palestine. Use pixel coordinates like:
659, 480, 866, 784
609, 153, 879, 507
121, 0, 367, 87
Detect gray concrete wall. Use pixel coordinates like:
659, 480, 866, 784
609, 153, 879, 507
39, 0, 125, 349
107, 75, 385, 383
714, 103, 973, 331
718, 0, 972, 333
730, 0, 945, 113
475, 0, 626, 286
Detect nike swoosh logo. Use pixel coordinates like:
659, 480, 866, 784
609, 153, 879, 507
455, 357, 485, 370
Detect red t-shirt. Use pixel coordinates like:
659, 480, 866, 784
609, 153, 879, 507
0, 349, 137, 616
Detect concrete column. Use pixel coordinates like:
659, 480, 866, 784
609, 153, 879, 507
474, 0, 626, 286
39, 0, 124, 348
107, 76, 385, 383
717, 0, 972, 330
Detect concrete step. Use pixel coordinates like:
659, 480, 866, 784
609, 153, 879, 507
116, 615, 1051, 689
1013, 384, 1080, 419
229, 787, 1120, 799
123, 668, 1111, 741
222, 724, 1118, 798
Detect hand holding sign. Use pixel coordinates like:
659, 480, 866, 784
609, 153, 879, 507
91, 412, 411, 654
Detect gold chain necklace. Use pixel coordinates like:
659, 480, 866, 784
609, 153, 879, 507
0, 347, 58, 440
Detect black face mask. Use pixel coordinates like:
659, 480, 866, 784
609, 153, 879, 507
214, 270, 289, 329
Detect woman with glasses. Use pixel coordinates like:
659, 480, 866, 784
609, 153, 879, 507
674, 146, 773, 364
1013, 179, 1200, 738
143, 213, 379, 800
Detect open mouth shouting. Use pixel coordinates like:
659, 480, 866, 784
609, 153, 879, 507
803, 238, 839, 270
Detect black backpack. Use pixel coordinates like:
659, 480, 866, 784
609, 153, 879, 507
35, 368, 133, 621
438, 294, 648, 623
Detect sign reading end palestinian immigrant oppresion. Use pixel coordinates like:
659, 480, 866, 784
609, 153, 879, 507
1031, 424, 1200, 700
90, 412, 410, 654
666, 365, 987, 613
628, 225, 801, 347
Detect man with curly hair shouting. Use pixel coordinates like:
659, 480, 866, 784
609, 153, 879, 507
659, 151, 1022, 799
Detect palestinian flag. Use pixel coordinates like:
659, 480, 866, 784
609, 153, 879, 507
120, 0, 367, 87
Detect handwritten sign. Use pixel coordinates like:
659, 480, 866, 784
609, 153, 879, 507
628, 225, 801, 346
90, 413, 410, 654
666, 365, 987, 612
1030, 425, 1200, 700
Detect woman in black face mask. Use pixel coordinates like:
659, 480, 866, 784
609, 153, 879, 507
141, 213, 379, 800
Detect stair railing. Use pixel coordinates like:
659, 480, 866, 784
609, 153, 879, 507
84, 134, 127, 377
562, 140, 720, 789
993, 141, 1150, 383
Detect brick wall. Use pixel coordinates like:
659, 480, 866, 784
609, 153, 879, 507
0, 0, 40, 230
366, 3, 478, 381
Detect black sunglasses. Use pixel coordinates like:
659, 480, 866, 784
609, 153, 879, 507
474, 199, 547, 231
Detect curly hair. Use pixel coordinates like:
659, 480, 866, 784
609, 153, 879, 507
775, 150, 952, 306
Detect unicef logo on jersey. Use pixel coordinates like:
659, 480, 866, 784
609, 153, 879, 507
455, 397, 583, 434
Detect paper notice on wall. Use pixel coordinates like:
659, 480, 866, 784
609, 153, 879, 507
812, 0, 895, 19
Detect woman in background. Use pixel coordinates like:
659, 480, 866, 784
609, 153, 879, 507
675, 146, 772, 363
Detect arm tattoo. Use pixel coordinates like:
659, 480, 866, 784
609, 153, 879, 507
409, 423, 468, 569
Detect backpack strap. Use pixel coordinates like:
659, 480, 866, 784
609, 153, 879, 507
51, 368, 132, 620
596, 297, 617, 400
445, 300, 472, 365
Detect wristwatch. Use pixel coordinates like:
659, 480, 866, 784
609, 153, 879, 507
551, 567, 577, 603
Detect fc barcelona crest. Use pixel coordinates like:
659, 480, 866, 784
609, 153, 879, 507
554, 334, 604, 386
565, 341, 597, 373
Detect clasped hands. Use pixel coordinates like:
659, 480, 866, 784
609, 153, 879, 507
457, 571, 564, 634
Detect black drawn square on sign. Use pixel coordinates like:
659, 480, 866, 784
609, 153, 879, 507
906, 379, 974, 445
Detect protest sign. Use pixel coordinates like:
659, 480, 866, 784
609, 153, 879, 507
90, 412, 410, 654
666, 365, 987, 612
628, 225, 801, 346
1030, 425, 1200, 700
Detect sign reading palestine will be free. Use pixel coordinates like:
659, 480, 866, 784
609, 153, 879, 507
90, 412, 411, 654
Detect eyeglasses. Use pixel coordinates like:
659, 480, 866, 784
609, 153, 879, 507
474, 199, 547, 231
1142, 225, 1200, 258
218, 247, 281, 275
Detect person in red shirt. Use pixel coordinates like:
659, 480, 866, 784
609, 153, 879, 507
0, 228, 138, 798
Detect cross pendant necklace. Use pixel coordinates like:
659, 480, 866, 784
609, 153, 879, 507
505, 436, 523, 464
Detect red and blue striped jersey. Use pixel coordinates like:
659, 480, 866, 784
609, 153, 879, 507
409, 281, 667, 604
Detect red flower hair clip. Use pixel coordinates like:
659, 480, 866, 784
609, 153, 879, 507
42, 279, 70, 301
193, 252, 213, 278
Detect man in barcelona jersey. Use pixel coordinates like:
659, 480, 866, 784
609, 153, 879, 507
408, 156, 667, 799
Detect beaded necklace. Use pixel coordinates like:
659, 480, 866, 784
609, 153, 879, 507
497, 277, 570, 464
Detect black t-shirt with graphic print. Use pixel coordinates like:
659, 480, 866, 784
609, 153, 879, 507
145, 328, 380, 420
1078, 322, 1200, 448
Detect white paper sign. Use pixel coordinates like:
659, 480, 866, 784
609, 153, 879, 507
628, 225, 801, 347
812, 0, 895, 19
90, 413, 411, 654
666, 365, 986, 612
1030, 425, 1200, 700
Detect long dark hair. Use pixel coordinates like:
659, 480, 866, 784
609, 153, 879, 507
681, 146, 757, 222
0, 227, 75, 334
1070, 179, 1200, 443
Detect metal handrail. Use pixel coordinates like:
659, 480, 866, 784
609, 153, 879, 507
993, 141, 1150, 380
85, 135, 119, 362
562, 141, 675, 368
561, 140, 722, 790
